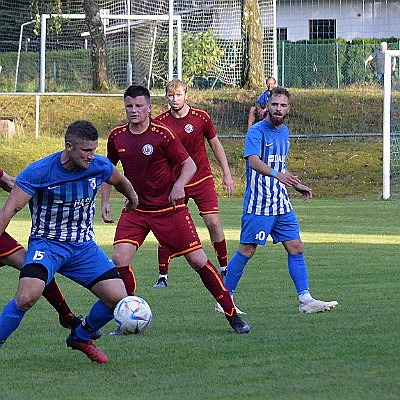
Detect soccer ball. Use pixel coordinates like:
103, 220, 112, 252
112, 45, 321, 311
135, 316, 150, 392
113, 296, 152, 334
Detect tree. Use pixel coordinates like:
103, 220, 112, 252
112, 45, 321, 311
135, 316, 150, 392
170, 30, 224, 87
241, 0, 266, 89
30, 0, 109, 91
83, 0, 109, 91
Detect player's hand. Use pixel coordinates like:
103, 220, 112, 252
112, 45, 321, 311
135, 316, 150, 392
293, 182, 312, 200
222, 175, 234, 196
169, 184, 185, 209
0, 172, 15, 193
277, 171, 301, 187
124, 198, 137, 212
101, 203, 114, 223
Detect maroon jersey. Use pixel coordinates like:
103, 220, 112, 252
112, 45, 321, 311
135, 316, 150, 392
107, 120, 190, 211
155, 107, 216, 185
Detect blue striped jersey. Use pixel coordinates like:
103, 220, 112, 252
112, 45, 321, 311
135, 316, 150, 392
243, 119, 293, 216
16, 152, 114, 242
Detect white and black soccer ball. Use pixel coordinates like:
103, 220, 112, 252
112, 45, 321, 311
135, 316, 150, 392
113, 296, 152, 334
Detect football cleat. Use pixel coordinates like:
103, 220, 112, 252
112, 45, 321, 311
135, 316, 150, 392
66, 334, 108, 363
152, 277, 168, 288
226, 314, 250, 334
299, 299, 338, 314
108, 327, 127, 336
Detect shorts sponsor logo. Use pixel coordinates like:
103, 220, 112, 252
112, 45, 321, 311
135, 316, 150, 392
184, 124, 194, 134
142, 144, 154, 156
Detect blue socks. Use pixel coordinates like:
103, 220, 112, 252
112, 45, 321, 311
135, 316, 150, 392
0, 299, 27, 345
224, 251, 250, 295
288, 253, 309, 294
73, 300, 113, 341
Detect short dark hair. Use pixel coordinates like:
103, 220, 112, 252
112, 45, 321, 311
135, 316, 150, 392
124, 85, 151, 103
65, 120, 98, 144
269, 86, 291, 101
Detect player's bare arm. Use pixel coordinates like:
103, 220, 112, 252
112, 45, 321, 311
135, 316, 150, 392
248, 155, 301, 186
255, 103, 266, 119
169, 156, 196, 206
107, 166, 139, 211
208, 137, 234, 196
101, 182, 114, 223
0, 171, 15, 193
0, 185, 32, 236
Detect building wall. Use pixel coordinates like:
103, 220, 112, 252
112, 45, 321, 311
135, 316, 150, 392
276, 0, 400, 41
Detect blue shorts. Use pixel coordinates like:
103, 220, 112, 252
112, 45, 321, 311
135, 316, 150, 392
240, 210, 300, 246
22, 237, 116, 287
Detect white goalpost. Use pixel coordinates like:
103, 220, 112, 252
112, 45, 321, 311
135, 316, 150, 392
382, 50, 400, 199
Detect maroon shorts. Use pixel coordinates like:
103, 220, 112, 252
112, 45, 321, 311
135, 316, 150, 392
0, 231, 23, 259
185, 176, 219, 216
114, 205, 203, 260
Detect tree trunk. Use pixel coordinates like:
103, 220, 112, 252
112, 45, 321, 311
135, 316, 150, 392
241, 0, 266, 89
83, 0, 110, 91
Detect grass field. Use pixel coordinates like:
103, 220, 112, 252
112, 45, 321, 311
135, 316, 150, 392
0, 196, 399, 400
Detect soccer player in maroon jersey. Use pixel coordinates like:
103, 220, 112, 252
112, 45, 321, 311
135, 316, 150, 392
101, 85, 250, 334
153, 79, 234, 296
0, 167, 86, 331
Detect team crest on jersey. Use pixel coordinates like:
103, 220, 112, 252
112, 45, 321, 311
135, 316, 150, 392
142, 144, 153, 155
88, 178, 96, 189
184, 124, 194, 134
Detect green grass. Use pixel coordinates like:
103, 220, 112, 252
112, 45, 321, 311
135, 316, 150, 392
1, 196, 399, 400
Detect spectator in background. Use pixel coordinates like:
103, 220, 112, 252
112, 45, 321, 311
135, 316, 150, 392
248, 77, 277, 129
365, 41, 396, 86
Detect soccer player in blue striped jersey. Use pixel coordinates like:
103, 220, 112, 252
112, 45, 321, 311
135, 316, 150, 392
0, 120, 138, 363
225, 87, 338, 314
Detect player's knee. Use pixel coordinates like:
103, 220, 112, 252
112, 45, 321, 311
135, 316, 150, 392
204, 215, 221, 231
112, 246, 135, 267
284, 240, 304, 254
15, 263, 47, 309
185, 249, 208, 270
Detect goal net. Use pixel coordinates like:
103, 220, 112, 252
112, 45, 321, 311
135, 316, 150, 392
383, 50, 400, 199
10, 0, 275, 92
